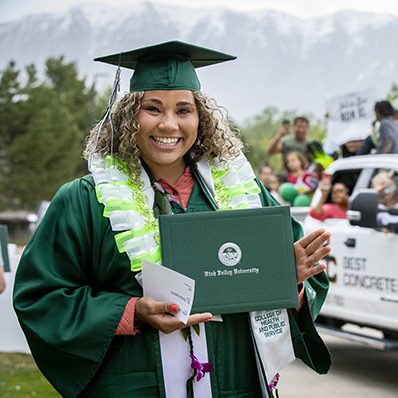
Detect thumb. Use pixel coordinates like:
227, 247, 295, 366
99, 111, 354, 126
162, 302, 179, 314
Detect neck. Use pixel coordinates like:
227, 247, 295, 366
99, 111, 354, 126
336, 201, 348, 210
290, 170, 302, 177
147, 161, 188, 185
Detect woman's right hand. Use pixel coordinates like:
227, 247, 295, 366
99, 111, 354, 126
135, 297, 212, 334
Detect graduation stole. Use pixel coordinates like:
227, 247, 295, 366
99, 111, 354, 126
89, 153, 295, 396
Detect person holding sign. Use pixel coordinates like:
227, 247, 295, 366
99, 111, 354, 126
14, 41, 331, 397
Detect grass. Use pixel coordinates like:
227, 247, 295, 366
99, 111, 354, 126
0, 353, 60, 397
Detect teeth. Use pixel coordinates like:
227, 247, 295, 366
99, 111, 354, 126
153, 137, 179, 146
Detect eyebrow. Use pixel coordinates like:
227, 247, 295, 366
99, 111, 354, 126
142, 98, 195, 107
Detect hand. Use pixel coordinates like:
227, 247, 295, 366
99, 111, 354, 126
318, 179, 331, 193
135, 297, 212, 334
279, 124, 290, 137
294, 228, 331, 284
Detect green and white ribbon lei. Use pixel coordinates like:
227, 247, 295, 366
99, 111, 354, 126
89, 152, 262, 271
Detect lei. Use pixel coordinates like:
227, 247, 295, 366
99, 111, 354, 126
89, 153, 262, 272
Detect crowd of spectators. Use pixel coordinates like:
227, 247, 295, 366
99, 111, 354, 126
257, 100, 398, 221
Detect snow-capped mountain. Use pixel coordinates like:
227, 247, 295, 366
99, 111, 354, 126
1, 2, 397, 122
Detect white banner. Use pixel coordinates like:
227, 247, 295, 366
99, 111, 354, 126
324, 88, 377, 153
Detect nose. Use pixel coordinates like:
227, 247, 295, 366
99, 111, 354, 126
159, 112, 178, 132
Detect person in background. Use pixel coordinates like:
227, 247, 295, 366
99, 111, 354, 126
284, 151, 317, 196
309, 180, 350, 221
332, 139, 364, 159
268, 117, 309, 158
268, 174, 289, 205
372, 170, 398, 233
374, 101, 398, 154
357, 100, 398, 155
257, 163, 275, 191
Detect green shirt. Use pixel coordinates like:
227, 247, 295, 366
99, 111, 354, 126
281, 135, 308, 156
13, 174, 330, 397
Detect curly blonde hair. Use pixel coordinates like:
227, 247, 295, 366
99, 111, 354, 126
83, 91, 243, 181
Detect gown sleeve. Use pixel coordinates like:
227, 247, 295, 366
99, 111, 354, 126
13, 176, 138, 397
257, 179, 332, 375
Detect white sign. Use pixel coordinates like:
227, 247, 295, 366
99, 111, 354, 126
324, 88, 376, 153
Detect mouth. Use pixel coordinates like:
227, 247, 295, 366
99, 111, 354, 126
152, 137, 180, 146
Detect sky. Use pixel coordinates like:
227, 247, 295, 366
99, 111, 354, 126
1, 0, 398, 23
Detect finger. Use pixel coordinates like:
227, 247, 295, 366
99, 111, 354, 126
303, 231, 331, 255
186, 312, 213, 327
307, 244, 331, 266
298, 229, 326, 249
312, 245, 332, 264
149, 300, 180, 316
135, 297, 179, 322
303, 263, 327, 281
159, 312, 213, 334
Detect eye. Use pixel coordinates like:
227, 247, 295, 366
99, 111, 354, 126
177, 108, 191, 115
144, 106, 160, 113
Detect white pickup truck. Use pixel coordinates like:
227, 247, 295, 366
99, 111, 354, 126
301, 154, 398, 349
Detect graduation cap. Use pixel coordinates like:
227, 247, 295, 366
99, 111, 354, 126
94, 40, 236, 92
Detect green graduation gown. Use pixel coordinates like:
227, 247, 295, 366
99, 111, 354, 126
13, 174, 331, 397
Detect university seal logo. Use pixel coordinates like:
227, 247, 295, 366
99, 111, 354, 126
218, 242, 242, 266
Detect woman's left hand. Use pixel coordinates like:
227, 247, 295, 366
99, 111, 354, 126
294, 228, 331, 284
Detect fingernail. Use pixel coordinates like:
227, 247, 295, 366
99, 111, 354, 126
205, 317, 212, 322
172, 304, 178, 313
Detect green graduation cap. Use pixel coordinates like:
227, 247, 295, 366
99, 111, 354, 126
94, 40, 236, 92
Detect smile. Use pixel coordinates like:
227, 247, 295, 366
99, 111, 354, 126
152, 137, 180, 146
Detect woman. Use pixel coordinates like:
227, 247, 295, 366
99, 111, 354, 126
374, 100, 398, 154
309, 180, 350, 221
284, 151, 317, 196
357, 100, 398, 155
14, 41, 331, 397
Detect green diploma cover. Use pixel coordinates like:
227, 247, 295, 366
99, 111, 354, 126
159, 206, 299, 314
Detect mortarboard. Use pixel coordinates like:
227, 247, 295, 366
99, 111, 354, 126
94, 40, 236, 92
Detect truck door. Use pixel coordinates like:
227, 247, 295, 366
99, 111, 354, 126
304, 167, 398, 333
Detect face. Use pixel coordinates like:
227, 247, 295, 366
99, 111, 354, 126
293, 121, 309, 141
286, 152, 302, 173
268, 175, 279, 192
258, 166, 274, 186
136, 90, 199, 178
345, 140, 363, 153
331, 183, 349, 204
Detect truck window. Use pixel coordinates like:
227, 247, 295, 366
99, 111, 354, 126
368, 168, 398, 189
323, 168, 362, 204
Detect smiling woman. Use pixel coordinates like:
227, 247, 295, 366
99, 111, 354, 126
13, 40, 331, 398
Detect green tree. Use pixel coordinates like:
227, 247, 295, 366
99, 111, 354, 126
0, 57, 107, 210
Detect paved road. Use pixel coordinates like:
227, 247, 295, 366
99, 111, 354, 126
278, 332, 398, 397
